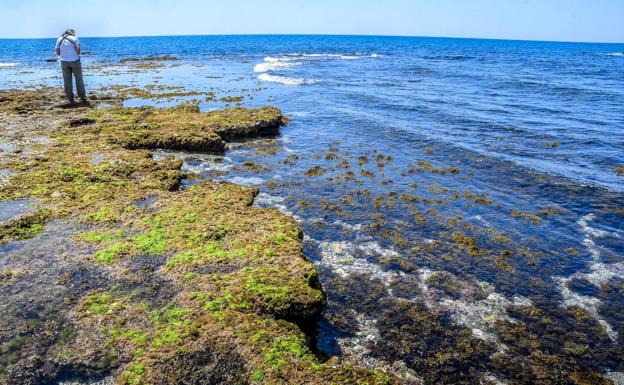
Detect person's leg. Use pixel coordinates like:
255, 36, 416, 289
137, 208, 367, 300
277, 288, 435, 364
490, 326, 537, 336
61, 61, 74, 102
72, 60, 87, 102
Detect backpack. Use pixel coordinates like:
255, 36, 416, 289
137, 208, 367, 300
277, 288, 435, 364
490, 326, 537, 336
59, 35, 77, 49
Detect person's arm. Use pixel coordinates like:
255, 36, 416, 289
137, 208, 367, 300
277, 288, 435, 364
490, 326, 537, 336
76, 42, 81, 56
55, 39, 60, 56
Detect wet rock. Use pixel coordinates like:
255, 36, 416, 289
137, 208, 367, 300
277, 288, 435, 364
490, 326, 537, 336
66, 117, 97, 127
120, 56, 178, 63
0, 209, 50, 246
0, 88, 395, 384
152, 347, 248, 385
90, 104, 286, 153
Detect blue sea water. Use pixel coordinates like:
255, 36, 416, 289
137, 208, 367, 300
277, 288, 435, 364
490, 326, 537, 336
1, 35, 623, 190
1, 35, 624, 382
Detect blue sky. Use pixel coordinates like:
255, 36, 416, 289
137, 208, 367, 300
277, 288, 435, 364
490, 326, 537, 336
1, 0, 623, 43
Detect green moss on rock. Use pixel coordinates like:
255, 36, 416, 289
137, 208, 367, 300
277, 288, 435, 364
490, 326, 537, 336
0, 88, 396, 385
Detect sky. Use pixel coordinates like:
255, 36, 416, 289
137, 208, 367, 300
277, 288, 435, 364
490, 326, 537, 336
1, 0, 623, 43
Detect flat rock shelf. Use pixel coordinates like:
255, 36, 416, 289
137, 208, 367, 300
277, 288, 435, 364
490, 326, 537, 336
0, 88, 396, 385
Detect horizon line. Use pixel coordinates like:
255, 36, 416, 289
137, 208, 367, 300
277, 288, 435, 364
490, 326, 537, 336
0, 32, 622, 45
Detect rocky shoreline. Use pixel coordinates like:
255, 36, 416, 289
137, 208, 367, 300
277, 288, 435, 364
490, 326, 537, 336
0, 88, 396, 385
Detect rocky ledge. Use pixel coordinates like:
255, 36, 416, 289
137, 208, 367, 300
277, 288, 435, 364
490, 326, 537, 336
0, 88, 396, 385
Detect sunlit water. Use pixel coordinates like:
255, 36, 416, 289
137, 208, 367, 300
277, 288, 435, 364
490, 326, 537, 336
1, 35, 623, 383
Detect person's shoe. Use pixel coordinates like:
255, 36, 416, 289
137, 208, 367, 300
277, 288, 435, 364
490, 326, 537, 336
80, 99, 90, 106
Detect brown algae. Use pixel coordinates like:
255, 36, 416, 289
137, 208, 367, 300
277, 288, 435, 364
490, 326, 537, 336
0, 88, 396, 385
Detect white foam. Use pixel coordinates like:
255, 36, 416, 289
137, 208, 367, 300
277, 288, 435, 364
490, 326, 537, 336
482, 374, 508, 385
606, 371, 624, 385
228, 176, 264, 186
255, 192, 285, 205
575, 213, 624, 286
607, 53, 624, 57
151, 151, 234, 176
553, 212, 623, 340
583, 262, 624, 286
252, 192, 303, 220
332, 220, 363, 232
253, 56, 301, 73
309, 218, 363, 233
316, 238, 532, 344
258, 73, 312, 86
417, 268, 532, 343
334, 311, 388, 371
578, 214, 609, 238
288, 53, 379, 60
315, 240, 401, 283
473, 215, 494, 228
299, 53, 341, 58
0, 63, 19, 68
557, 277, 602, 313
183, 162, 232, 175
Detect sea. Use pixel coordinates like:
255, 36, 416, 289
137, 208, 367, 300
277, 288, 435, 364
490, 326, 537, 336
1, 35, 623, 383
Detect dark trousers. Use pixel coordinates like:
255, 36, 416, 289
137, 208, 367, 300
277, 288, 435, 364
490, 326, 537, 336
61, 59, 86, 102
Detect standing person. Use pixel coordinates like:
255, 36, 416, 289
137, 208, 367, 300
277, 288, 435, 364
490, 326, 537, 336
55, 28, 87, 105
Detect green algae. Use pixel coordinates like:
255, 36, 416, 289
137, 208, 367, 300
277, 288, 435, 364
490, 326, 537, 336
0, 88, 396, 384
88, 103, 285, 153
99, 84, 216, 101
0, 209, 50, 245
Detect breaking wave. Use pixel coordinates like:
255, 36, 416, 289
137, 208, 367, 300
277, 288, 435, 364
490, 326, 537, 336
253, 56, 302, 73
258, 73, 313, 86
254, 53, 378, 85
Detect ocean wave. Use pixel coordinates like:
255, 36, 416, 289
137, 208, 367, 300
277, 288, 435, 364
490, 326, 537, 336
254, 56, 301, 72
556, 276, 617, 340
552, 213, 623, 341
288, 53, 381, 59
423, 54, 475, 61
606, 53, 624, 57
258, 73, 314, 86
300, 53, 341, 58
254, 53, 380, 77
0, 62, 19, 68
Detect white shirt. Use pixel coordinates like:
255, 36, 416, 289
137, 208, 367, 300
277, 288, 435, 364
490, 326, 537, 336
55, 35, 80, 62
